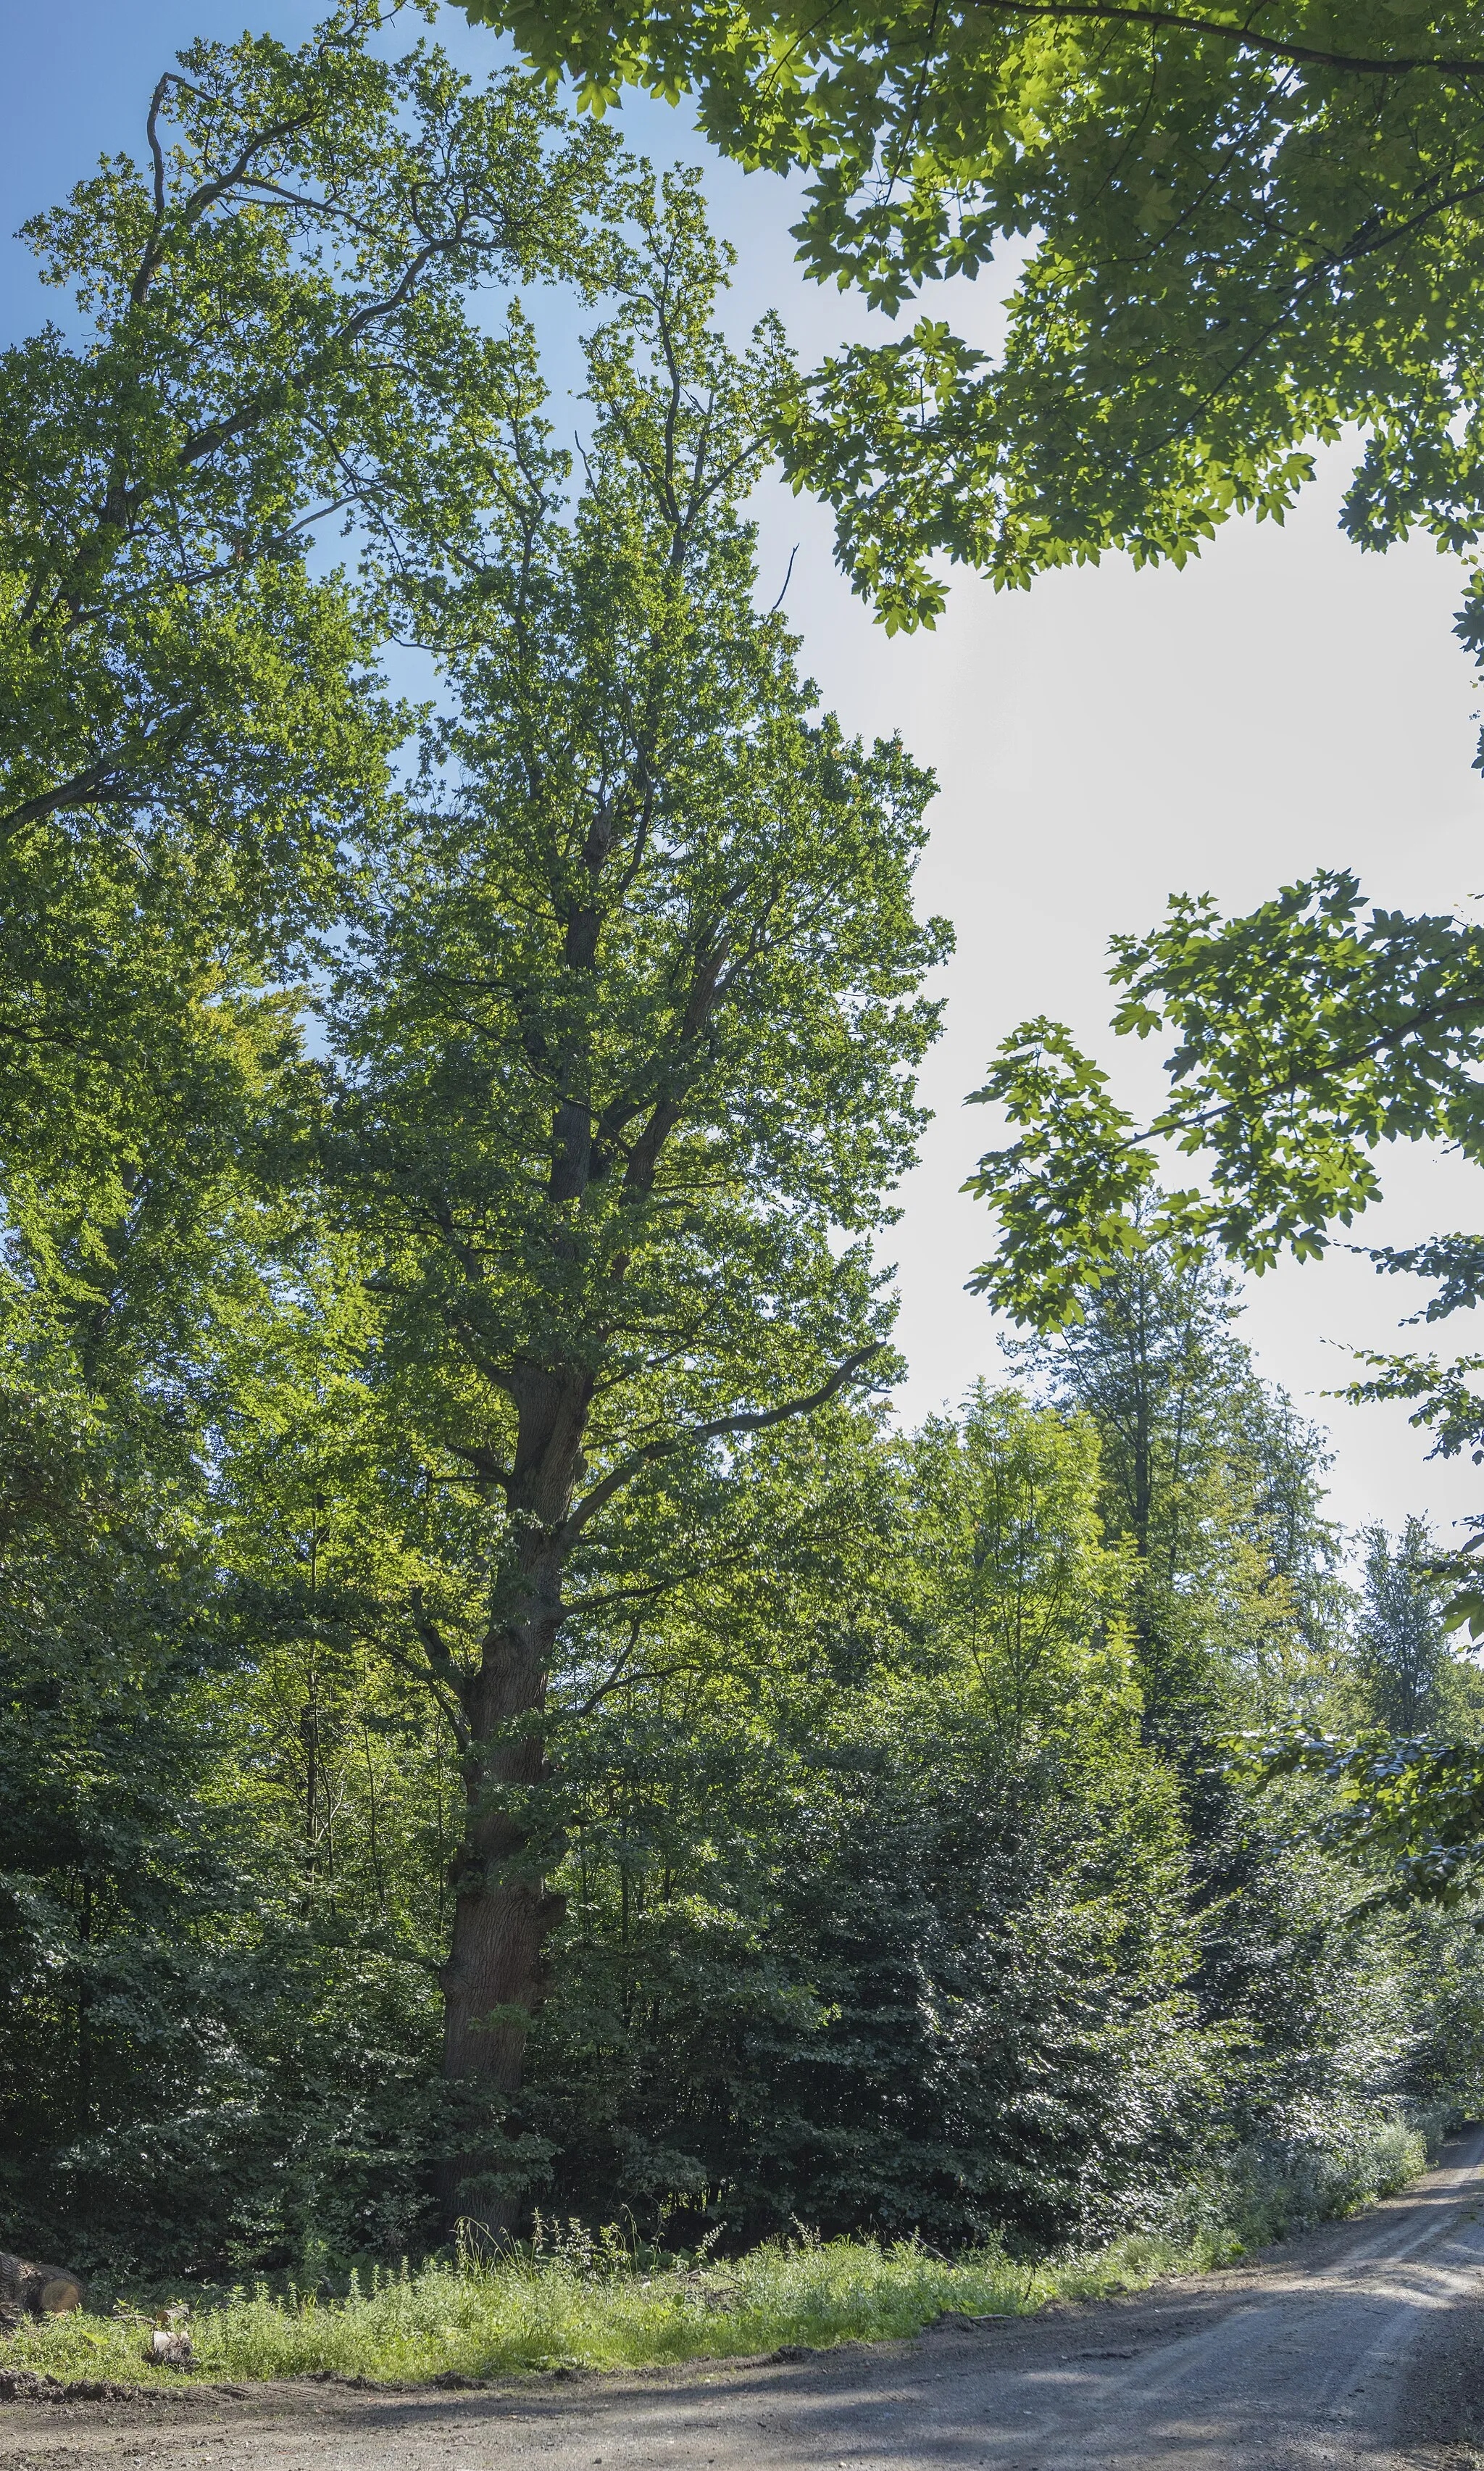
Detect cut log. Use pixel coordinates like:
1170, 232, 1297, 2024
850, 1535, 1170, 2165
0, 2252, 85, 2315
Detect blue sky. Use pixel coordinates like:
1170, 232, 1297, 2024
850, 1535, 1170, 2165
7, 0, 1484, 1546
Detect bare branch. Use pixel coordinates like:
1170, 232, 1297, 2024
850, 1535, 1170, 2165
768, 544, 799, 615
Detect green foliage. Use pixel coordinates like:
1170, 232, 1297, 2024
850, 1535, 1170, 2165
465, 0, 1484, 663
969, 873, 1484, 1323
1, 2111, 1431, 2389
965, 873, 1484, 1629
528, 1672, 1213, 2247
505, 1371, 1396, 2254
4, 0, 1483, 2304
0, 1249, 453, 2275
0, 0, 620, 1180
0, 1345, 235, 2221
1204, 2117, 1427, 2251
1244, 1730, 1484, 1908
1357, 1519, 1455, 1733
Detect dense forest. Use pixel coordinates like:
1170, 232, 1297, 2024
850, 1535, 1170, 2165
4, 2, 1484, 2288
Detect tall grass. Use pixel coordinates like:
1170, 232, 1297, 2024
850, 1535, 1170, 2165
4, 2117, 1430, 2392
0, 2219, 1256, 2389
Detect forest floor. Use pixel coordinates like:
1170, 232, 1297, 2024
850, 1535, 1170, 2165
8, 2130, 1484, 2471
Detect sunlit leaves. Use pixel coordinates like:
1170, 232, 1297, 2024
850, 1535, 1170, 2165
467, 0, 1484, 681
968, 872, 1484, 1325
1243, 1729, 1484, 1906
0, 4, 620, 1183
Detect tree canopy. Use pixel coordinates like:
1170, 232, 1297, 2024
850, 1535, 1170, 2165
0, 0, 618, 1186
464, 0, 1484, 658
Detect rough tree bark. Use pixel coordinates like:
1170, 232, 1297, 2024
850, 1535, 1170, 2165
433, 1363, 593, 2226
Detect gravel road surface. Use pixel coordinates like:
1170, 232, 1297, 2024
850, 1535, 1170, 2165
9, 2130, 1484, 2471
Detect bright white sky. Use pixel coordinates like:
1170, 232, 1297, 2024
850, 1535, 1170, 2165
7, 0, 1483, 1548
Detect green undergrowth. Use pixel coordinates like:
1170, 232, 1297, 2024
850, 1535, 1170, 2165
4, 2119, 1433, 2391
3, 2225, 1227, 2389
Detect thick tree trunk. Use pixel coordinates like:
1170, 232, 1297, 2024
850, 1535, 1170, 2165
434, 1102, 605, 2225
438, 1843, 566, 2232
435, 1511, 574, 2230
441, 1864, 566, 2090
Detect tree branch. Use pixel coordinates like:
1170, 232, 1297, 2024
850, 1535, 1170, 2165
444, 1439, 515, 1495
557, 1341, 886, 1547
408, 1584, 472, 1743
0, 745, 189, 847
961, 0, 1484, 80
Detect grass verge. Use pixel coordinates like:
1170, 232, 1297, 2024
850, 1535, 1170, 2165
0, 2220, 1271, 2390
1, 2119, 1431, 2391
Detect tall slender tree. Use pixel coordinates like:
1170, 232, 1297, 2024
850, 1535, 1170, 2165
1357, 1519, 1450, 1735
1007, 1234, 1343, 1729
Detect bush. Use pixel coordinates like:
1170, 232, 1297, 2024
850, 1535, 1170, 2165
1168, 2113, 1429, 2254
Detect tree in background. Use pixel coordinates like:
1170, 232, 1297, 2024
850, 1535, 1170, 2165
1357, 1519, 1451, 1735
0, 1334, 240, 2261
965, 878, 1484, 1619
966, 894, 1484, 1906
1008, 1232, 1346, 1732
520, 1389, 1218, 2249
1002, 1232, 1395, 2173
0, 923, 467, 2271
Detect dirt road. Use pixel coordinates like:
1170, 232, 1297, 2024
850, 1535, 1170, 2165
9, 2131, 1484, 2471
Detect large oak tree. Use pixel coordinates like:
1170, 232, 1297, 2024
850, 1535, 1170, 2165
323, 180, 949, 2217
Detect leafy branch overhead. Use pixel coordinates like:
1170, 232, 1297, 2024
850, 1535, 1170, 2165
966, 871, 1484, 1603
968, 871, 1484, 1313
466, 0, 1484, 682
1241, 1729, 1484, 1909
